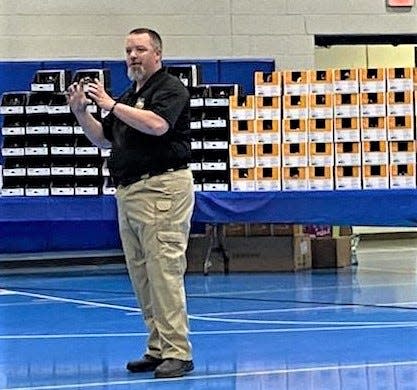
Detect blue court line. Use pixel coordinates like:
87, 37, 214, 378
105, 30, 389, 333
5, 360, 417, 390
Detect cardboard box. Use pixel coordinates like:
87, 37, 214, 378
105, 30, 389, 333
186, 234, 225, 273
311, 236, 351, 268
224, 234, 311, 272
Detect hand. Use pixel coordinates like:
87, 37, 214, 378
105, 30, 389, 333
67, 82, 92, 114
86, 79, 115, 111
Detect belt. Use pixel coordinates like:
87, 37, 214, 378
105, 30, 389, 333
120, 165, 188, 187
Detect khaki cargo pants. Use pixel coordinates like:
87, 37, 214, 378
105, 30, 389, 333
116, 168, 195, 361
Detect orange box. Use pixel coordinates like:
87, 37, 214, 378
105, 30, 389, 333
283, 94, 308, 119
308, 166, 334, 190
308, 118, 333, 131
360, 92, 386, 105
309, 166, 333, 178
363, 164, 388, 177
389, 141, 416, 165
282, 143, 308, 167
282, 166, 308, 179
283, 94, 308, 109
229, 95, 255, 120
255, 167, 281, 191
229, 95, 255, 109
255, 119, 280, 144
334, 117, 360, 142
309, 69, 333, 83
335, 165, 362, 190
229, 144, 255, 168
387, 67, 413, 79
336, 142, 361, 154
282, 119, 308, 143
256, 166, 280, 180
281, 166, 309, 191
255, 143, 280, 167
360, 68, 386, 93
230, 168, 256, 191
334, 117, 360, 130
387, 67, 414, 92
309, 142, 334, 160
335, 142, 361, 166
387, 90, 413, 104
362, 140, 388, 153
230, 120, 256, 144
309, 93, 333, 108
333, 68, 359, 82
255, 96, 281, 120
390, 163, 416, 189
254, 71, 282, 96
309, 93, 333, 118
308, 118, 333, 143
336, 165, 361, 178
309, 69, 333, 94
309, 143, 334, 166
361, 117, 387, 141
283, 70, 309, 95
256, 143, 280, 156
334, 93, 359, 106
390, 140, 415, 153
387, 115, 414, 129
333, 68, 359, 93
256, 96, 280, 108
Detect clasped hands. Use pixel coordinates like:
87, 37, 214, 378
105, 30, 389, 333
67, 78, 116, 114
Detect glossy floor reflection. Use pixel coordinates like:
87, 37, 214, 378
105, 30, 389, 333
1, 260, 417, 389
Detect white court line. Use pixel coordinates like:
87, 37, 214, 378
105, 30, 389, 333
189, 314, 417, 326
5, 360, 417, 390
1, 289, 141, 313
1, 322, 417, 340
187, 281, 417, 297
4, 289, 417, 327
0, 289, 16, 295
125, 305, 347, 316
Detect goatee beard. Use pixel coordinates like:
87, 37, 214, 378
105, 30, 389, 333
127, 67, 144, 82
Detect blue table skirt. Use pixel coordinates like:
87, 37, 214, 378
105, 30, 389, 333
1, 190, 416, 253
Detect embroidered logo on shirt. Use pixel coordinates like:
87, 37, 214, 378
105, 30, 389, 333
135, 97, 145, 109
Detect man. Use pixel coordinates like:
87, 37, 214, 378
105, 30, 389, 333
67, 28, 194, 379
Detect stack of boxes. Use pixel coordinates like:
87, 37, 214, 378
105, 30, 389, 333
308, 69, 334, 190
168, 64, 238, 192
360, 68, 389, 189
0, 68, 112, 196
387, 67, 416, 188
229, 94, 256, 191
281, 70, 309, 190
334, 68, 362, 189
226, 66, 417, 191
254, 71, 281, 191
201, 84, 237, 191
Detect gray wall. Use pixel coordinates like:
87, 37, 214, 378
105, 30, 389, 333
1, 0, 417, 69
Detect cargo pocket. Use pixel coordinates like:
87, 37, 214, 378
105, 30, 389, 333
155, 199, 172, 224
156, 231, 186, 275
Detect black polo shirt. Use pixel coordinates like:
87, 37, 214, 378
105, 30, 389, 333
102, 68, 191, 186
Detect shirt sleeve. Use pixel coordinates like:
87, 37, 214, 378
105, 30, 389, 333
149, 81, 189, 129
102, 112, 114, 142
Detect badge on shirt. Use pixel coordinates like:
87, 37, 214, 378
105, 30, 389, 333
135, 97, 145, 109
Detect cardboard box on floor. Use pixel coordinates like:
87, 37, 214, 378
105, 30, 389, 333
186, 234, 225, 273
311, 236, 351, 268
186, 234, 312, 273
222, 234, 311, 272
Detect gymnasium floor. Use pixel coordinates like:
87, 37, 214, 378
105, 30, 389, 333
1, 243, 417, 389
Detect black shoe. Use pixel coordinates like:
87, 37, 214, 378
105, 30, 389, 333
126, 354, 163, 373
154, 358, 194, 378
